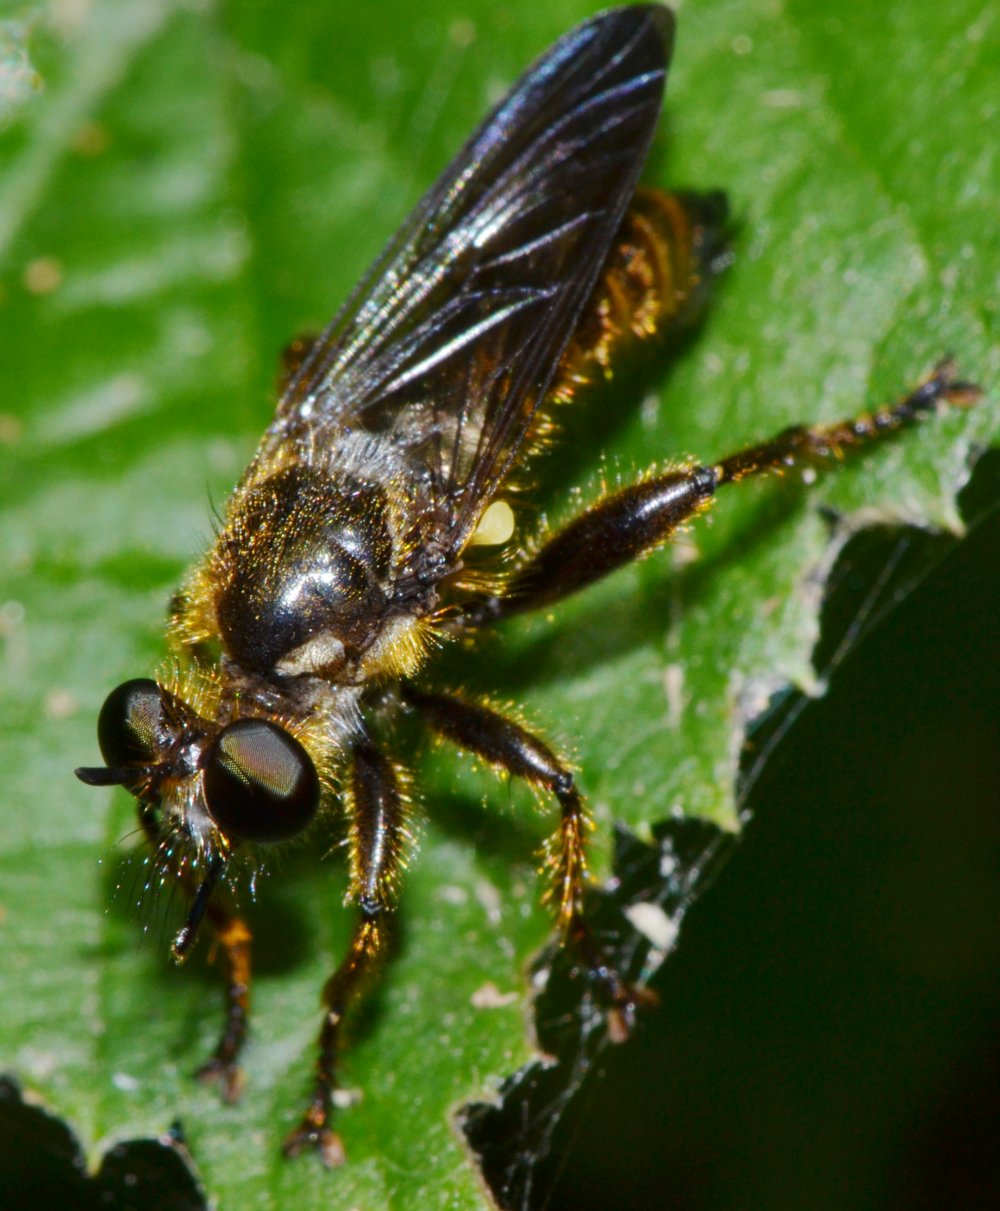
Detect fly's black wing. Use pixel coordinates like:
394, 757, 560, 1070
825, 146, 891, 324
268, 6, 672, 556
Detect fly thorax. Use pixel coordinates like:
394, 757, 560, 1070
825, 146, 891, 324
212, 465, 400, 677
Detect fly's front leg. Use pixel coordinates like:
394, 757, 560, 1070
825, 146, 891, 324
283, 915, 386, 1168
137, 804, 251, 1101
283, 740, 409, 1167
404, 687, 650, 1042
464, 359, 979, 624
194, 905, 252, 1102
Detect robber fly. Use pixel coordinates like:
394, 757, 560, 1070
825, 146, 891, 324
76, 4, 978, 1165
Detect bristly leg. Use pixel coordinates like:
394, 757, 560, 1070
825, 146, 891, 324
192, 904, 252, 1103
442, 360, 979, 1040
282, 913, 387, 1167
461, 359, 981, 626
711, 357, 980, 486
403, 687, 652, 1041
283, 740, 406, 1166
134, 804, 252, 1101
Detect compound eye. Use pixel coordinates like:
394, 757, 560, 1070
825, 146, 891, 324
97, 678, 169, 769
203, 718, 320, 844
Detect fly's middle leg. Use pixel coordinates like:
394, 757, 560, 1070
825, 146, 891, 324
404, 686, 652, 1041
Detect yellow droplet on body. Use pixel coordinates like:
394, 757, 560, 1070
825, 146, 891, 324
470, 500, 515, 547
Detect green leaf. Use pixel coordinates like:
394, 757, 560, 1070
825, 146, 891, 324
0, 1, 995, 1208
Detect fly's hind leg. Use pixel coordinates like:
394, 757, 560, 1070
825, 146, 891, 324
283, 740, 410, 1167
403, 687, 652, 1042
137, 805, 252, 1102
464, 359, 980, 625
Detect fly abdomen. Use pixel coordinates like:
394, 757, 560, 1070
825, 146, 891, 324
553, 187, 730, 399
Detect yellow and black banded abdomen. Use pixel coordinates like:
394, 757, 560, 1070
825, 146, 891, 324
552, 187, 730, 402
